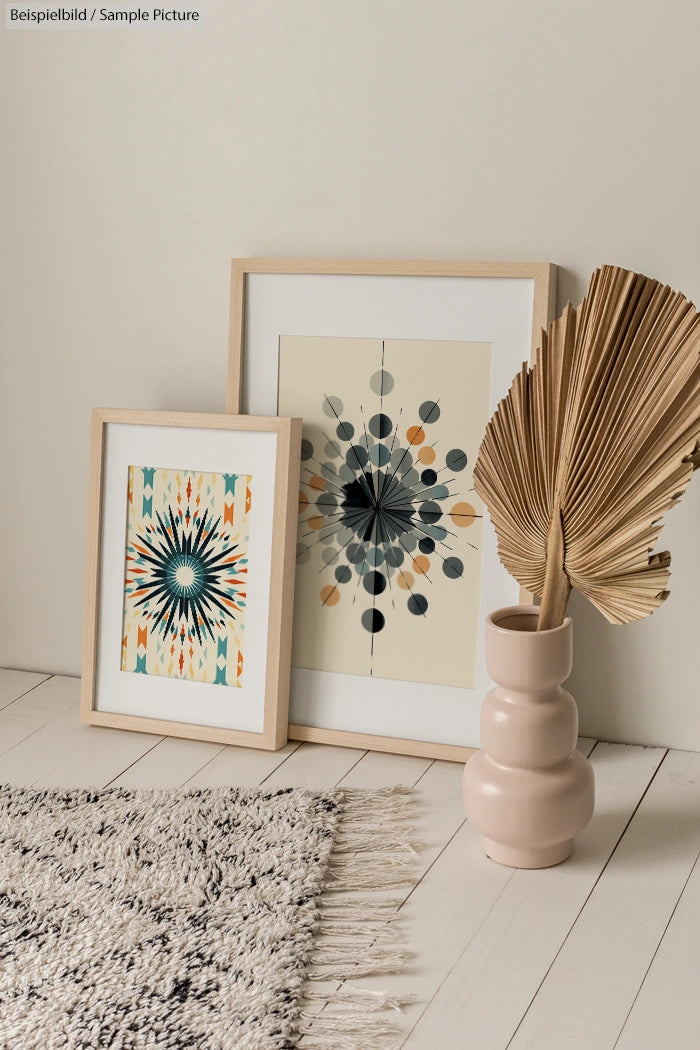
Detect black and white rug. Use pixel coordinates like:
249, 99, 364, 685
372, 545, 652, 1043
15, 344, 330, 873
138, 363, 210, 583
0, 784, 414, 1050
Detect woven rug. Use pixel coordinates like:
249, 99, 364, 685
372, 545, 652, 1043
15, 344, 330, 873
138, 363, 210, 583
0, 784, 414, 1050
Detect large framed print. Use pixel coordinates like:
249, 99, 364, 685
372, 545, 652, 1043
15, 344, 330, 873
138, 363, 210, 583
81, 409, 302, 751
228, 259, 556, 760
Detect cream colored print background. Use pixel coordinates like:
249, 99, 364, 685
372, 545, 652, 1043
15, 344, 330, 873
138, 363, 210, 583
121, 466, 251, 688
279, 336, 492, 688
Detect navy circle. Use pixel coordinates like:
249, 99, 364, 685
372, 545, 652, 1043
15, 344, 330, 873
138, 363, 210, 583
347, 445, 369, 469
361, 608, 385, 633
443, 556, 464, 580
369, 413, 393, 439
418, 501, 442, 524
363, 570, 387, 596
346, 542, 366, 564
446, 448, 468, 472
385, 546, 404, 568
419, 401, 441, 424
407, 594, 429, 616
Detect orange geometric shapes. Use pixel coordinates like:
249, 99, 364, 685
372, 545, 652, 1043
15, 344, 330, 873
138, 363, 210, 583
308, 475, 326, 491
298, 491, 309, 515
450, 501, 477, 527
224, 501, 234, 525
137, 626, 148, 648
320, 584, 340, 606
237, 649, 244, 679
307, 515, 325, 531
222, 555, 244, 568
406, 425, 425, 445
412, 554, 430, 575
397, 570, 415, 590
418, 445, 436, 464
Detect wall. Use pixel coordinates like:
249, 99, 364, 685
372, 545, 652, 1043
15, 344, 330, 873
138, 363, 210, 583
2, 0, 698, 748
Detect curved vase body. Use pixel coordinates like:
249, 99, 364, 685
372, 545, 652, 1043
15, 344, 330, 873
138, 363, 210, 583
463, 606, 595, 868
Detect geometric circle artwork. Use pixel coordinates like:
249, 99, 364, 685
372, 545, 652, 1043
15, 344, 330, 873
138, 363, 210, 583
296, 367, 480, 659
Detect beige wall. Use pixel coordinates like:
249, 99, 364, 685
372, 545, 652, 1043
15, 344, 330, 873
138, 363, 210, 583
2, 0, 698, 748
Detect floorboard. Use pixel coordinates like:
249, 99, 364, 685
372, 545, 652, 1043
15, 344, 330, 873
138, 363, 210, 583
109, 736, 227, 788
0, 713, 43, 757
401, 743, 666, 1049
615, 847, 700, 1049
0, 669, 49, 710
1, 675, 78, 725
1, 669, 697, 1050
263, 741, 367, 789
509, 749, 700, 1050
186, 740, 303, 788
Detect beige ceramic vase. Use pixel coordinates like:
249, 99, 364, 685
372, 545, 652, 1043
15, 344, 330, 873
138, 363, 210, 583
463, 605, 594, 868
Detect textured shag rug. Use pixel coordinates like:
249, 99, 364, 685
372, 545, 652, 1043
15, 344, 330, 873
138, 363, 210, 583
0, 784, 414, 1050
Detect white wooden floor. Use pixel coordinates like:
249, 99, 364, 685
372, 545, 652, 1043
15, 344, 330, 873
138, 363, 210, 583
2, 669, 699, 1049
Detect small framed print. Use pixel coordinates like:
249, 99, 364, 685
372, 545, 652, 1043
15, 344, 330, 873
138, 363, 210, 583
81, 409, 302, 750
228, 259, 556, 760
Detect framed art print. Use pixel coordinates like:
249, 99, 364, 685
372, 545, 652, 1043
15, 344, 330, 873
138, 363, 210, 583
227, 259, 557, 759
81, 409, 302, 750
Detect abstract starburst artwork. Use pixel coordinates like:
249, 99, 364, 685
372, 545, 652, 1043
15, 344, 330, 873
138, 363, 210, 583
121, 467, 251, 687
279, 336, 492, 687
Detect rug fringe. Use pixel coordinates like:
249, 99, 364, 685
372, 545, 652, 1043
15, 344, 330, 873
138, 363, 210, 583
304, 986, 418, 1012
298, 786, 417, 1050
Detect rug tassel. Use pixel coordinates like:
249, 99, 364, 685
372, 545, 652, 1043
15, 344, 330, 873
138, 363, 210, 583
304, 986, 418, 1012
317, 894, 404, 914
298, 787, 417, 1049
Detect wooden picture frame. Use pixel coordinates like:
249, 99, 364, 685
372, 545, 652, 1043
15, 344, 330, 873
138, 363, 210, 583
227, 259, 556, 760
81, 409, 302, 750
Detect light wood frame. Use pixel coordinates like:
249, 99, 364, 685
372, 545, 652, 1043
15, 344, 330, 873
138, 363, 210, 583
227, 259, 557, 761
81, 409, 302, 750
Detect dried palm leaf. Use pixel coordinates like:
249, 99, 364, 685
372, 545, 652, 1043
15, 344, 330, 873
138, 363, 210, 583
474, 265, 700, 631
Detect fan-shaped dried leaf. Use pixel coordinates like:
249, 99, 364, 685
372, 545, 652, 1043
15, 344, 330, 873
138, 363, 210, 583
474, 265, 700, 630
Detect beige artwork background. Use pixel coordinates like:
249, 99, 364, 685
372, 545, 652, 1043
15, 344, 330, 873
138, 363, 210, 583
121, 466, 251, 688
279, 336, 492, 688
